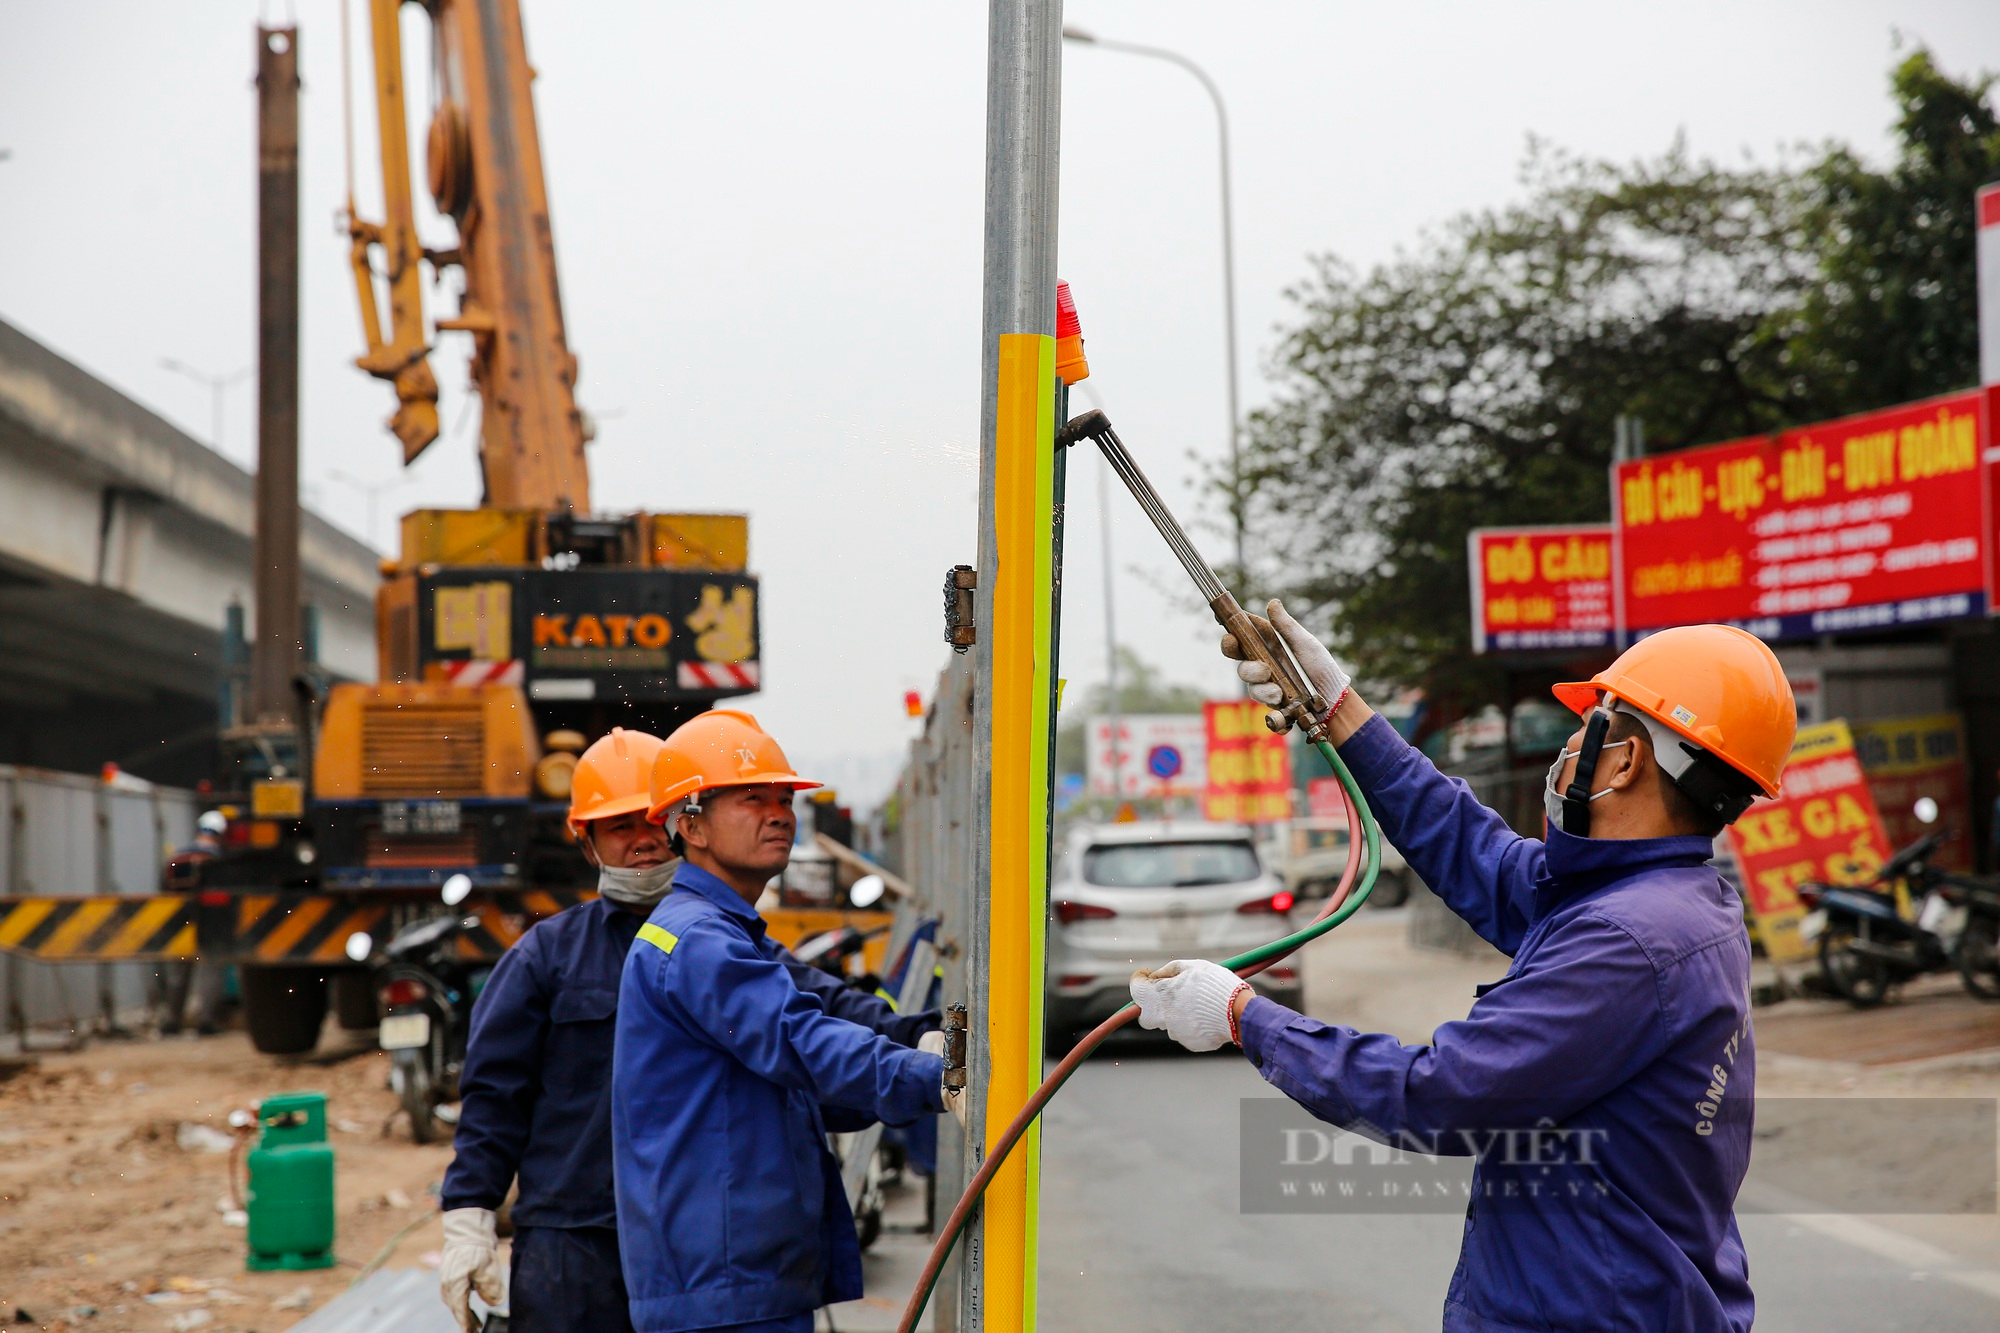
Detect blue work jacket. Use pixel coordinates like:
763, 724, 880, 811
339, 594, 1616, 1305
443, 893, 934, 1229
1240, 715, 1754, 1333
613, 863, 944, 1333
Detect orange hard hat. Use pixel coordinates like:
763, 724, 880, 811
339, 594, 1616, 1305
1552, 625, 1795, 798
567, 727, 666, 838
648, 710, 820, 823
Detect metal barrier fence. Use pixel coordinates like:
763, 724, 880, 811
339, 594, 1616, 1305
0, 765, 198, 1042
877, 651, 978, 1328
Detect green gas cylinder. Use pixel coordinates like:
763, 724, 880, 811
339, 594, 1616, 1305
245, 1091, 336, 1271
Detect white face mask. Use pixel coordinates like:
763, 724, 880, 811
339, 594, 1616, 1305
1543, 740, 1634, 835
598, 861, 677, 908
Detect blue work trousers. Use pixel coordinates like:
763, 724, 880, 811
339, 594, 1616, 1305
509, 1225, 633, 1333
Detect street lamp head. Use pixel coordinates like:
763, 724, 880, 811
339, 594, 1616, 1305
1061, 25, 1096, 43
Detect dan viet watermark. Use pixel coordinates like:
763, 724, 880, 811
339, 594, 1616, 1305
1239, 1098, 1997, 1216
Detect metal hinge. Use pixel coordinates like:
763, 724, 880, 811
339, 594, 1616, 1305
944, 565, 977, 652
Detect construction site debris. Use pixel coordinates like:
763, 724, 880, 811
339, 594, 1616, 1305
0, 1033, 454, 1331
175, 1126, 234, 1156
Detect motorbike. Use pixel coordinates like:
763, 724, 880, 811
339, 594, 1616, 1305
1955, 874, 2000, 1002
343, 874, 490, 1143
1797, 800, 2000, 1007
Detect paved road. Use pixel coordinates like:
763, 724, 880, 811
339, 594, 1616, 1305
1035, 1033, 2000, 1333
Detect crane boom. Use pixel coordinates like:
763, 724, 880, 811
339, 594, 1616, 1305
348, 0, 590, 512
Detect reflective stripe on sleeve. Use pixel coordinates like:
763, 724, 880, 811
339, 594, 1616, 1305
637, 923, 680, 955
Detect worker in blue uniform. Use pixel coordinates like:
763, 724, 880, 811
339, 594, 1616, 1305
1130, 612, 1797, 1333
438, 728, 934, 1333
613, 710, 964, 1333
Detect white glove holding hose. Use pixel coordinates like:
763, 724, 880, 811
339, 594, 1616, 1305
1224, 599, 1351, 715
1129, 960, 1252, 1052
919, 1030, 968, 1128
439, 1206, 505, 1332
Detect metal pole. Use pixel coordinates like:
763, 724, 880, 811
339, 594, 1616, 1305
252, 24, 303, 728
958, 4, 1062, 1329
1063, 30, 1244, 583
1099, 450, 1122, 803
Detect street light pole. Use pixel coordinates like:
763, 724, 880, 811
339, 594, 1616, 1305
160, 358, 254, 453
1064, 25, 1245, 585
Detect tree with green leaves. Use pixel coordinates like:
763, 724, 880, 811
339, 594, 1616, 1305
1793, 50, 2000, 414
1235, 47, 1999, 712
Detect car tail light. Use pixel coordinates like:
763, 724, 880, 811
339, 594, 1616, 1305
1795, 882, 1823, 907
1237, 891, 1295, 915
1056, 973, 1096, 989
1265, 966, 1297, 982
380, 977, 429, 1007
1054, 900, 1117, 925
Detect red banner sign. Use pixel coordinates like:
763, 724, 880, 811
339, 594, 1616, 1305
1615, 390, 1987, 639
1725, 720, 1892, 963
1203, 700, 1293, 824
1468, 526, 1615, 653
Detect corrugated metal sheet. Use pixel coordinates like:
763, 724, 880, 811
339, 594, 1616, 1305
287, 1269, 482, 1333
0, 766, 198, 1038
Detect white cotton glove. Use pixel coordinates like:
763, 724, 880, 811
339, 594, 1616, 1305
439, 1207, 505, 1332
919, 1030, 969, 1128
1129, 959, 1251, 1052
1225, 599, 1351, 712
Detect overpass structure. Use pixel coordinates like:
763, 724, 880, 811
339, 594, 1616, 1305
0, 317, 377, 787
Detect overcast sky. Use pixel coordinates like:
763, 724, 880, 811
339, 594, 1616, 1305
2, 1, 1996, 808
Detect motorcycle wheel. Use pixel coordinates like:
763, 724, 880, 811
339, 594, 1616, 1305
394, 1052, 438, 1144
1819, 924, 1890, 1008
1958, 915, 2000, 1002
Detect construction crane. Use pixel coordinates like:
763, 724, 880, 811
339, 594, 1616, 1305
345, 0, 588, 513
0, 4, 764, 1059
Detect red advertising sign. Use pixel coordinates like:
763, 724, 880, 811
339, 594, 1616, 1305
1203, 700, 1293, 824
1615, 390, 1987, 640
1468, 526, 1615, 653
1725, 720, 1892, 964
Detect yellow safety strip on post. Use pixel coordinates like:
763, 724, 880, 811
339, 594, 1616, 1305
986, 331, 1055, 1332
637, 922, 680, 955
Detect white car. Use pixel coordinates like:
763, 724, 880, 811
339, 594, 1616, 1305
1045, 820, 1304, 1049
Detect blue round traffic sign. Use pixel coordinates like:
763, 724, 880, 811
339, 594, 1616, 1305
1146, 744, 1183, 780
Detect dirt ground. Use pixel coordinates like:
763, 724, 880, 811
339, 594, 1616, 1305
0, 1029, 456, 1332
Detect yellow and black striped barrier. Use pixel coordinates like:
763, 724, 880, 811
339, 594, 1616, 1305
0, 895, 195, 961
0, 889, 592, 964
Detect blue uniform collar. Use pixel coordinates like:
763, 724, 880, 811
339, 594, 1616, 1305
671, 860, 769, 933
1536, 824, 1716, 908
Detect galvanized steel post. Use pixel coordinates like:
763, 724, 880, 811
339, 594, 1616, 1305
950, 4, 1063, 1330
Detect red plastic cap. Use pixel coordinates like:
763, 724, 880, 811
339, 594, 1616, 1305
1056, 281, 1082, 339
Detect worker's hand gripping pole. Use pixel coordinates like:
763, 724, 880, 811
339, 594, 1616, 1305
1054, 409, 1327, 736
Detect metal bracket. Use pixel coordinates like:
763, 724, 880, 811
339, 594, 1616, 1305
944, 565, 977, 653
941, 1002, 968, 1090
